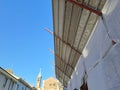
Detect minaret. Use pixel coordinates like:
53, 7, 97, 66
36, 69, 42, 90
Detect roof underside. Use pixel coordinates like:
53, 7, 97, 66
52, 0, 106, 87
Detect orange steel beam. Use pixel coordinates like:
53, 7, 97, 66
67, 0, 102, 16
45, 28, 81, 55
55, 34, 81, 54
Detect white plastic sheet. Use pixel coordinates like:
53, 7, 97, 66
102, 43, 120, 90
82, 18, 111, 90
67, 79, 72, 90
67, 0, 120, 89
102, 0, 120, 42
67, 17, 112, 90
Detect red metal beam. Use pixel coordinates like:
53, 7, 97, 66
45, 28, 81, 55
54, 33, 81, 55
67, 0, 102, 16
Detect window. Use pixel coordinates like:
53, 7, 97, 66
25, 87, 27, 90
3, 77, 8, 88
22, 87, 24, 90
8, 79, 12, 90
53, 83, 56, 86
49, 84, 52, 86
0, 73, 2, 82
10, 81, 14, 90
16, 84, 19, 90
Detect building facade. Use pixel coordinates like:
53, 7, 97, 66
0, 67, 34, 90
42, 77, 63, 90
35, 70, 63, 90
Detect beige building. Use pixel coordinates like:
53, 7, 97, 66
42, 77, 63, 90
36, 71, 63, 90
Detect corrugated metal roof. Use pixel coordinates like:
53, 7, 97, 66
52, 0, 106, 87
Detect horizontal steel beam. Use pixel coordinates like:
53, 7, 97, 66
67, 0, 102, 16
54, 33, 82, 55
44, 28, 82, 55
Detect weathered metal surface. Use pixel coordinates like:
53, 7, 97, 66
63, 1, 73, 42
67, 5, 81, 46
52, 0, 107, 87
67, 0, 102, 16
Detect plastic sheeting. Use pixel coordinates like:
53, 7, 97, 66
67, 0, 120, 89
67, 18, 112, 90
75, 58, 85, 88
67, 79, 72, 90
102, 0, 120, 42
82, 17, 112, 90
67, 57, 86, 90
102, 43, 120, 90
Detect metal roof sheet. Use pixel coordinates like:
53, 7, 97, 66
52, 0, 106, 87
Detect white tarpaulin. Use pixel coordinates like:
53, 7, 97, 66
67, 0, 120, 89
82, 18, 112, 90
102, 0, 120, 42
71, 58, 85, 89
67, 17, 112, 90
102, 43, 120, 90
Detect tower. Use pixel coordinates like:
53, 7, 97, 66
36, 69, 42, 90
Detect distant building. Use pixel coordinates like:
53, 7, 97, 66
42, 77, 63, 90
36, 71, 63, 90
0, 67, 34, 90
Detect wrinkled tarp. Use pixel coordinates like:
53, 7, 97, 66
67, 0, 120, 89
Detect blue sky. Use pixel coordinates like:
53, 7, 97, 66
0, 0, 55, 86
